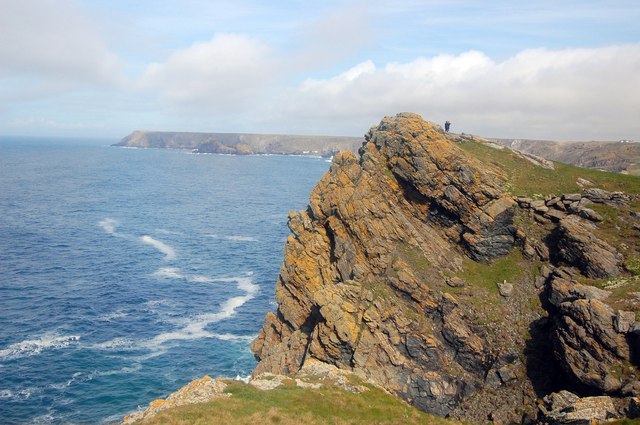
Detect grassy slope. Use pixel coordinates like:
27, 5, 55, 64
457, 140, 640, 197
139, 381, 452, 425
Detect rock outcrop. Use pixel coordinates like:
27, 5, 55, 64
252, 113, 640, 423
121, 376, 229, 424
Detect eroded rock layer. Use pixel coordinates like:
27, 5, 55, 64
252, 113, 640, 423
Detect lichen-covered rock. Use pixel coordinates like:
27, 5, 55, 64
251, 112, 640, 423
252, 114, 521, 418
121, 376, 228, 424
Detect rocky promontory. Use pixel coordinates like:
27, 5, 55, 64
251, 113, 640, 423
114, 130, 363, 157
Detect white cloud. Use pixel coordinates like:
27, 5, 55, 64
274, 44, 640, 140
0, 0, 121, 85
139, 33, 275, 111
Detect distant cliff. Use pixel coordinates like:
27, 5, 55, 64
492, 138, 640, 175
251, 113, 640, 423
114, 130, 363, 157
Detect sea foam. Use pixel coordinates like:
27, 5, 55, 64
0, 334, 80, 361
139, 235, 176, 260
147, 274, 258, 348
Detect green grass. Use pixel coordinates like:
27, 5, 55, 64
458, 250, 525, 295
457, 140, 640, 196
138, 381, 453, 425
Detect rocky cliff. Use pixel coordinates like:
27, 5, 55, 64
252, 113, 640, 423
114, 130, 363, 157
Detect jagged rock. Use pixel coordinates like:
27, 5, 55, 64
614, 310, 636, 333
547, 274, 611, 307
578, 207, 603, 222
545, 209, 567, 222
121, 376, 229, 424
583, 188, 630, 205
250, 112, 639, 423
556, 216, 622, 278
252, 114, 520, 420
539, 390, 618, 424
553, 298, 637, 393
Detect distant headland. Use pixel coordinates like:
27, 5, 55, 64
113, 130, 364, 157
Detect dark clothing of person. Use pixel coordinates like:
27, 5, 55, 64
444, 121, 451, 132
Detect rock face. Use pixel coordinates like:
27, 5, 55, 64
252, 113, 640, 423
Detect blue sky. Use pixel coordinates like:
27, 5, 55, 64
1, 0, 639, 140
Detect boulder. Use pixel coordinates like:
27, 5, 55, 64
539, 390, 618, 424
556, 216, 622, 278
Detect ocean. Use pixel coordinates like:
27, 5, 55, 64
0, 137, 331, 424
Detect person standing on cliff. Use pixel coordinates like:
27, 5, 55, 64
444, 121, 451, 132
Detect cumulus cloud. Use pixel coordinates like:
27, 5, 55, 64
0, 0, 121, 85
139, 33, 275, 112
275, 44, 640, 140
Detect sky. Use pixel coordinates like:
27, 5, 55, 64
1, 0, 639, 141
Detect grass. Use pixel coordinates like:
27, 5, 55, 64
457, 140, 640, 197
458, 250, 525, 295
138, 381, 453, 425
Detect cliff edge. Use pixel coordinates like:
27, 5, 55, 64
252, 113, 640, 423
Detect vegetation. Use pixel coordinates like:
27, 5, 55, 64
458, 250, 526, 295
457, 140, 640, 196
138, 381, 453, 425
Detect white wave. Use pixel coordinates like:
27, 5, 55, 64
0, 389, 13, 399
147, 275, 259, 348
152, 267, 212, 283
139, 235, 176, 260
235, 375, 251, 383
211, 333, 256, 342
225, 235, 258, 242
0, 334, 80, 361
98, 218, 119, 235
90, 337, 135, 350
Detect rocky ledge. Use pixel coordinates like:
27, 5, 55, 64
251, 113, 640, 423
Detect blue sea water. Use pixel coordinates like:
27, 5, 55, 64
0, 137, 331, 424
